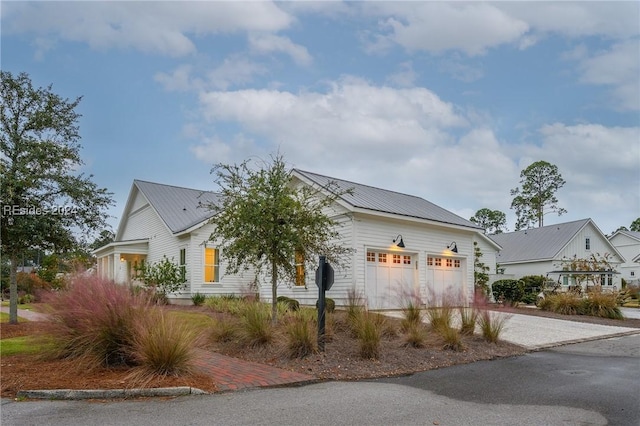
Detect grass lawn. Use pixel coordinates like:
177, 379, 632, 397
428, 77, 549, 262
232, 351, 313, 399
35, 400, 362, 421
0, 335, 55, 357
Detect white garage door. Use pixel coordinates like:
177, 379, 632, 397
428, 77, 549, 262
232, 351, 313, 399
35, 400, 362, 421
426, 256, 464, 306
365, 251, 416, 309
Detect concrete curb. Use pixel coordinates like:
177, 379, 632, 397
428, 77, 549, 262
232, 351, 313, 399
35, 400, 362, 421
524, 329, 640, 351
16, 387, 208, 400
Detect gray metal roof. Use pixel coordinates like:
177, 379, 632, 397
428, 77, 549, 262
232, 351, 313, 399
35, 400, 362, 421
489, 219, 591, 264
134, 180, 221, 234
293, 169, 482, 229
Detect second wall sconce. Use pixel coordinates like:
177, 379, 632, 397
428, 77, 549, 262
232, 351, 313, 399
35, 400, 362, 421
393, 234, 405, 248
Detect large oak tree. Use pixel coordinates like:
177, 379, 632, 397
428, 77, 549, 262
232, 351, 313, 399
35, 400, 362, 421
207, 154, 352, 323
1, 71, 113, 323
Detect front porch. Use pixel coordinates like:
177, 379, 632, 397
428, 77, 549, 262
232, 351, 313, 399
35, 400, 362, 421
92, 239, 148, 286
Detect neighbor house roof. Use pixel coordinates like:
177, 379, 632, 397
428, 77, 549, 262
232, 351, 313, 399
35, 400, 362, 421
609, 230, 640, 242
292, 169, 482, 230
134, 180, 221, 234
489, 219, 592, 264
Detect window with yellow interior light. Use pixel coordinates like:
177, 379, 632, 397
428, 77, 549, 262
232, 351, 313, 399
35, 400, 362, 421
295, 250, 305, 286
204, 247, 219, 283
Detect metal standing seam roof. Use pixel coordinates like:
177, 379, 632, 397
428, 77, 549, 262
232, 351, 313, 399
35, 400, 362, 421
489, 218, 591, 264
293, 169, 482, 230
134, 180, 222, 234
612, 230, 640, 242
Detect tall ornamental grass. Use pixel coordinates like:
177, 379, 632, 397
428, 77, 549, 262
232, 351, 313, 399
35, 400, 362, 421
44, 274, 151, 368
129, 309, 199, 380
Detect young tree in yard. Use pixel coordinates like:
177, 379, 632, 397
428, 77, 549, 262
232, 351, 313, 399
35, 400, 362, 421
0, 71, 113, 324
510, 160, 566, 230
135, 256, 186, 303
207, 154, 353, 324
470, 208, 507, 234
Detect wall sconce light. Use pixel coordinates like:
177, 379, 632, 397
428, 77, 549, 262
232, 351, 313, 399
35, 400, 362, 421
120, 257, 125, 262
447, 241, 458, 253
393, 234, 405, 248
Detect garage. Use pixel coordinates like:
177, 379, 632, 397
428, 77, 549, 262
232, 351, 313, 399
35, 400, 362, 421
365, 251, 417, 309
426, 256, 464, 306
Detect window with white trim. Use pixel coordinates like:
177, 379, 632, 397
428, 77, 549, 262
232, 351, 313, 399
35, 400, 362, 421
204, 247, 219, 283
392, 254, 401, 264
378, 253, 387, 263
179, 248, 186, 282
367, 252, 376, 262
585, 237, 591, 250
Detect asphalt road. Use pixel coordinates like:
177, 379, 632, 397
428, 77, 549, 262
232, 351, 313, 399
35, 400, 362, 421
2, 334, 639, 426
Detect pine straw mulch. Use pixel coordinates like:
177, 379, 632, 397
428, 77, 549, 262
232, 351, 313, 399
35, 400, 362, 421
2, 305, 639, 399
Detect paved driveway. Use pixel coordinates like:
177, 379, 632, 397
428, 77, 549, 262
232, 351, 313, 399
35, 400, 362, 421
385, 308, 640, 350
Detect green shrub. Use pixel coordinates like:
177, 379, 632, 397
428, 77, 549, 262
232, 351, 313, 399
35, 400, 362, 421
316, 298, 335, 313
285, 316, 316, 358
18, 293, 36, 304
477, 310, 508, 344
191, 292, 206, 306
491, 279, 525, 306
458, 307, 478, 336
277, 296, 300, 312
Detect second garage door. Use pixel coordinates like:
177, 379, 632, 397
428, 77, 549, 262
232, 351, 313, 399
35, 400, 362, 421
426, 256, 464, 306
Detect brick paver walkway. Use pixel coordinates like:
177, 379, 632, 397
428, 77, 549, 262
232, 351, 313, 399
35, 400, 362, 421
192, 348, 317, 392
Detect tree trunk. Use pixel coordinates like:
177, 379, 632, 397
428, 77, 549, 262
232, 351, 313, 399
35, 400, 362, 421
9, 255, 18, 324
271, 256, 278, 325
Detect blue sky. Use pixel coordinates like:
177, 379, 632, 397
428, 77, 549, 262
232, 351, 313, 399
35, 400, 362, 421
2, 1, 639, 236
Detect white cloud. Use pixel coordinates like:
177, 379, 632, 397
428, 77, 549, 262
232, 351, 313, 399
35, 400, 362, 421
198, 78, 467, 162
360, 2, 638, 56
248, 34, 312, 66
362, 2, 529, 56
155, 56, 268, 92
386, 61, 418, 88
2, 1, 294, 57
577, 41, 640, 111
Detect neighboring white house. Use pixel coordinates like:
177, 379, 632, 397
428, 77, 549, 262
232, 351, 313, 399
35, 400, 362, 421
93, 169, 499, 309
489, 219, 626, 290
608, 230, 640, 285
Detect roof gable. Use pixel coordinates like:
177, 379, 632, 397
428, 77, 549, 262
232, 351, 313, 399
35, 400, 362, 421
490, 219, 591, 263
609, 230, 640, 244
292, 169, 481, 230
133, 180, 221, 234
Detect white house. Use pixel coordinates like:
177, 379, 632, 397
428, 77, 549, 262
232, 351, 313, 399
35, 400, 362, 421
489, 219, 626, 290
94, 169, 499, 309
608, 230, 640, 285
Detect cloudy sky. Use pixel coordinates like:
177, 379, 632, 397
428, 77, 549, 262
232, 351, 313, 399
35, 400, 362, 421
2, 1, 639, 236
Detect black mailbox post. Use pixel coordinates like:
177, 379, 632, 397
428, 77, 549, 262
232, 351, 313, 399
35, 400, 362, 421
315, 256, 334, 351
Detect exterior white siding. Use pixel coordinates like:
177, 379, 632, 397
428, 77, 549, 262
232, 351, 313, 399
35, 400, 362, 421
609, 233, 640, 284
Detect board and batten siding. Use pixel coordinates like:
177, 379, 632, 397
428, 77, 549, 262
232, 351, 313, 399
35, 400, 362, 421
556, 222, 621, 264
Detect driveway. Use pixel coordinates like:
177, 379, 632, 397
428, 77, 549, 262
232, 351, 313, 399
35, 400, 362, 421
385, 308, 640, 350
